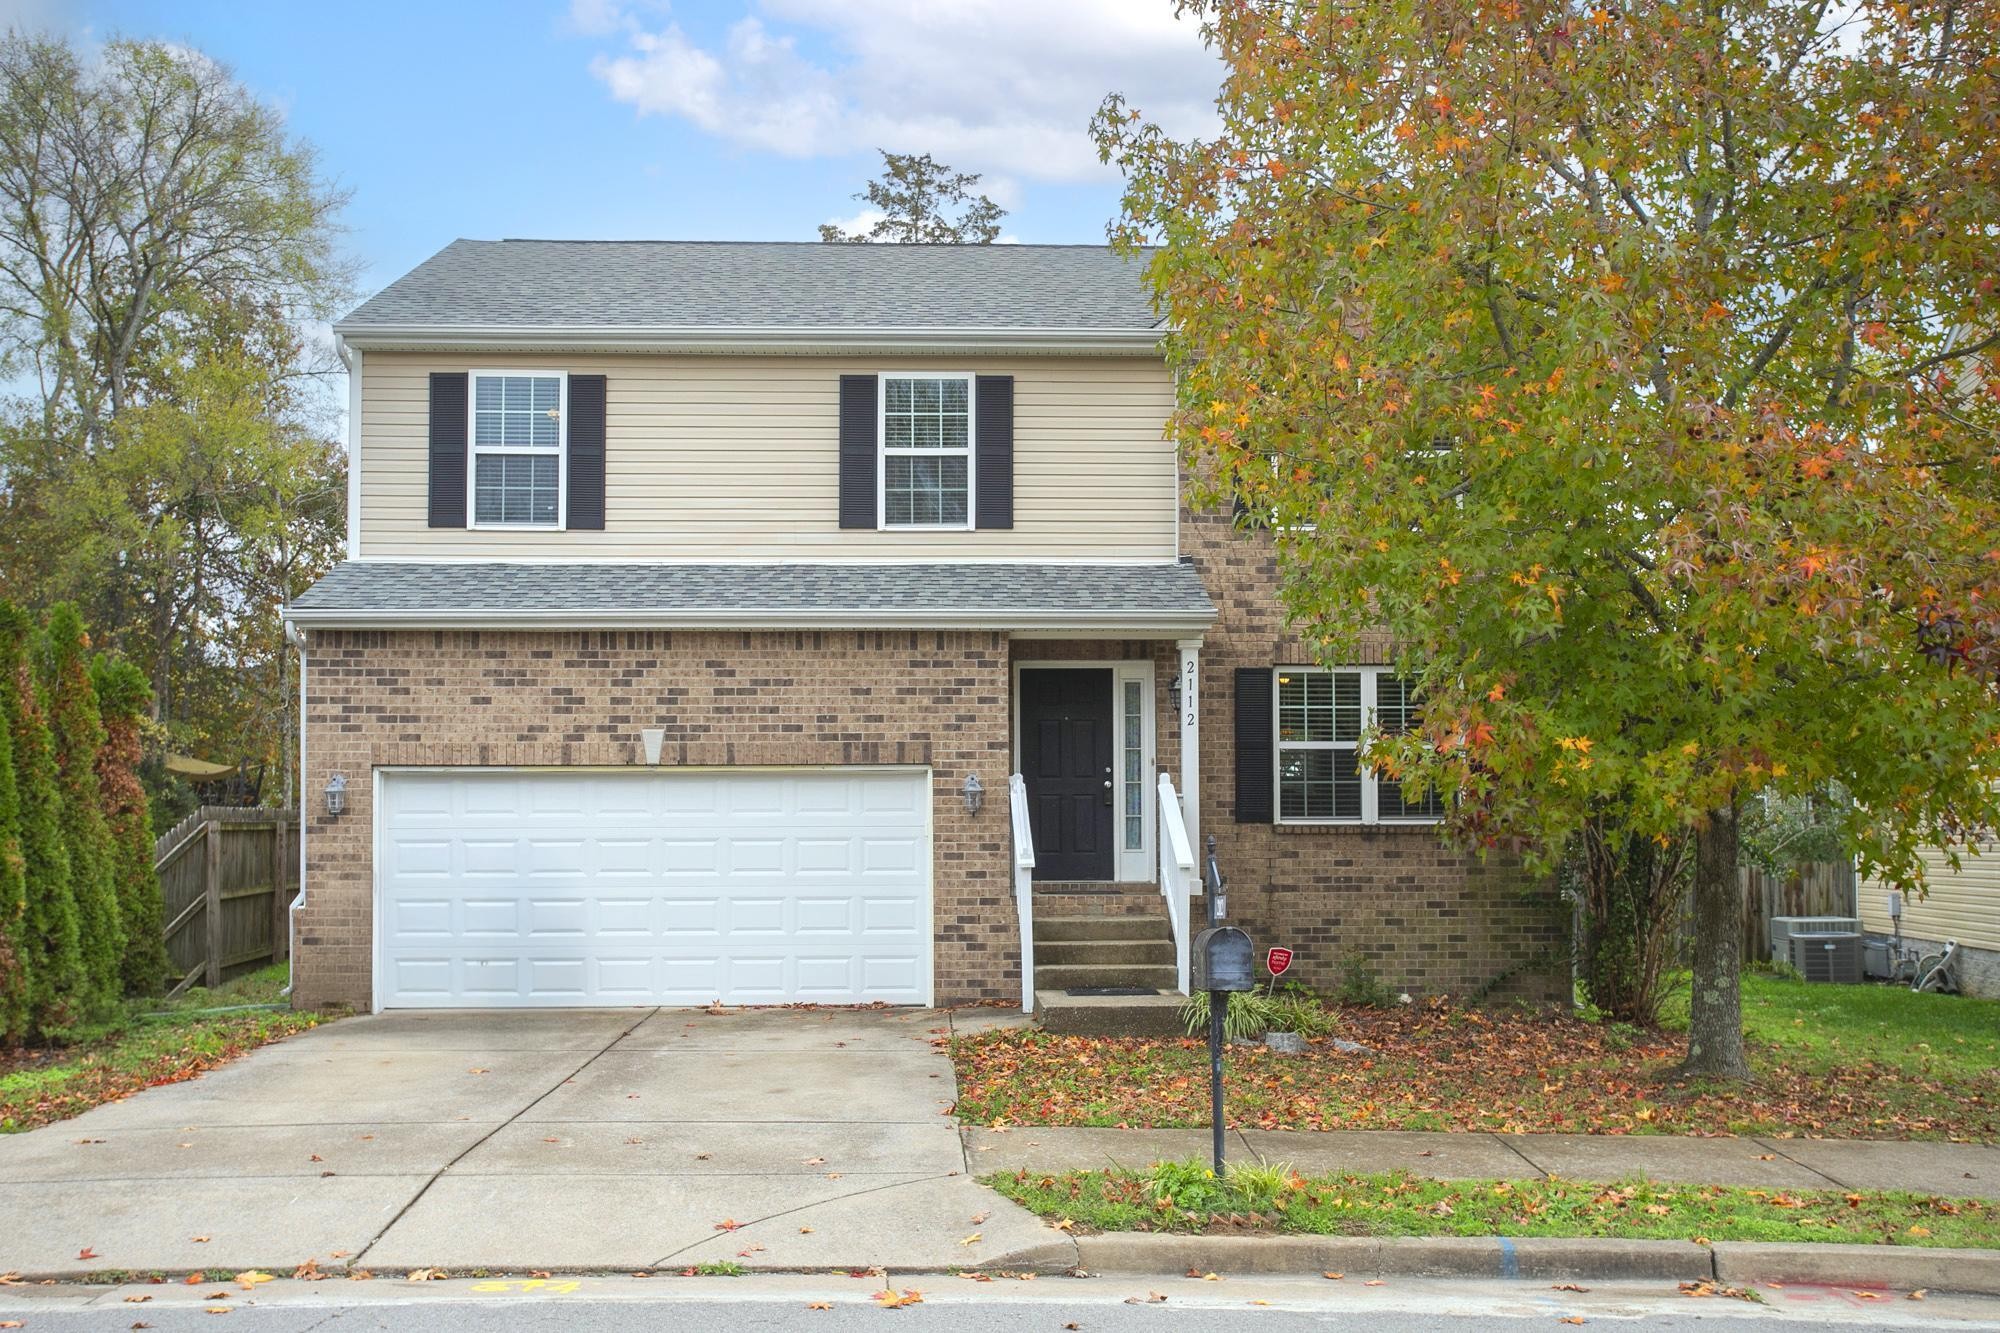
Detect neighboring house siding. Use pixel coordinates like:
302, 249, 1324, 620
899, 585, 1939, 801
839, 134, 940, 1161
1859, 843, 2000, 952
294, 628, 1015, 1010
1180, 507, 1569, 1002
356, 352, 1177, 560
1859, 841, 2000, 998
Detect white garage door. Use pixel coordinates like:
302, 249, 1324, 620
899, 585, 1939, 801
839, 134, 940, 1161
374, 768, 932, 1009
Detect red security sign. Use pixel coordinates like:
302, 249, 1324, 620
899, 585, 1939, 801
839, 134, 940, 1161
1267, 947, 1294, 977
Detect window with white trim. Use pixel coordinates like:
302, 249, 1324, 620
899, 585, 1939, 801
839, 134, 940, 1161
471, 372, 565, 527
880, 374, 972, 528
1276, 667, 1444, 823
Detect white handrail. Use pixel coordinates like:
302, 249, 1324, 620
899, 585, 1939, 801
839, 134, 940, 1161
1009, 774, 1037, 1014
1157, 772, 1194, 995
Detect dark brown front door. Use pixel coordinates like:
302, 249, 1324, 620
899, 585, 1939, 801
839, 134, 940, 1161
1020, 668, 1115, 881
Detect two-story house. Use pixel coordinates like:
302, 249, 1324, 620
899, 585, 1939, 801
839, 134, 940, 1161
281, 240, 1563, 1016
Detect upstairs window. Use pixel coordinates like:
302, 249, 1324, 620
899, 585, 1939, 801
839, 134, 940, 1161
879, 374, 972, 528
1276, 666, 1444, 823
471, 372, 565, 527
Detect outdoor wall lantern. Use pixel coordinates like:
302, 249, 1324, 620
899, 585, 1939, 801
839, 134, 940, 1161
963, 773, 984, 816
1167, 676, 1182, 713
323, 773, 348, 817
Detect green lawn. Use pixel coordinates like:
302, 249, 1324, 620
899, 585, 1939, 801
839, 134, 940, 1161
1725, 972, 2000, 1078
0, 964, 331, 1133
953, 974, 2000, 1140
990, 1162, 2000, 1248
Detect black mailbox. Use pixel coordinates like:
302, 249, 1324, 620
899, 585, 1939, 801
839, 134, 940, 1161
1191, 925, 1256, 992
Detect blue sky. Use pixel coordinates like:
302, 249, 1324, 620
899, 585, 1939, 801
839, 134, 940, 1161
44, 0, 1220, 300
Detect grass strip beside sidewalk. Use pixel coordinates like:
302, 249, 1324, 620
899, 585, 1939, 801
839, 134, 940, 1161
1, 965, 328, 1133
988, 1164, 1998, 1249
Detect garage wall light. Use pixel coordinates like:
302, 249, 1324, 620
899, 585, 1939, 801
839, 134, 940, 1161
323, 773, 347, 817
963, 773, 983, 816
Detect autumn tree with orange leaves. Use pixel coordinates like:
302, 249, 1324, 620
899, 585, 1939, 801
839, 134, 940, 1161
1095, 0, 2000, 1078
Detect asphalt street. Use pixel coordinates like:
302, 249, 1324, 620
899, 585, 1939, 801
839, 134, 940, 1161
0, 1274, 1995, 1332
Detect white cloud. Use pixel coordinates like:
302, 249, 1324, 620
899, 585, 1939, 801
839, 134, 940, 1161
820, 207, 887, 238
582, 1, 1219, 183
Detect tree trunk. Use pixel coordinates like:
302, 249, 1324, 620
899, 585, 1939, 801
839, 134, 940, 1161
1677, 801, 1753, 1081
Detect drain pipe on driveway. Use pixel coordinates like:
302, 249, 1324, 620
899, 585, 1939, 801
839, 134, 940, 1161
281, 618, 309, 999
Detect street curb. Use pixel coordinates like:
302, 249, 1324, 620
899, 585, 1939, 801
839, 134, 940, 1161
1071, 1234, 2000, 1295
1711, 1241, 2000, 1295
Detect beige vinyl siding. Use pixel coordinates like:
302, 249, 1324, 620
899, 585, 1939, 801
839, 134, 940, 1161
1860, 841, 2000, 952
358, 352, 1176, 560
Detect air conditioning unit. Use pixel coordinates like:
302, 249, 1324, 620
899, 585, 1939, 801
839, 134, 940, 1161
1789, 931, 1864, 985
1862, 938, 1894, 979
1771, 916, 1862, 965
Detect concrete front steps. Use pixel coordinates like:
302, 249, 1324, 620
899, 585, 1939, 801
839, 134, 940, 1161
1031, 890, 1189, 1037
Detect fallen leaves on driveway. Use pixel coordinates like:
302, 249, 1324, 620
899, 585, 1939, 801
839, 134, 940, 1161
872, 1288, 924, 1308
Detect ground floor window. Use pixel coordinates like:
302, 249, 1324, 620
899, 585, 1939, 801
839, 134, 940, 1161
1276, 666, 1444, 824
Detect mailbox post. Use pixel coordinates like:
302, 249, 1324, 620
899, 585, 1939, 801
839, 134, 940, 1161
1191, 922, 1254, 1173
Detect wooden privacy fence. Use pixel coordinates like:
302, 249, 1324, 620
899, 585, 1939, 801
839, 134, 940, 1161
1738, 861, 1858, 963
154, 806, 300, 998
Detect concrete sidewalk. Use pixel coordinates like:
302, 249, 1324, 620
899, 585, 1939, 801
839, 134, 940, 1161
962, 1124, 2000, 1198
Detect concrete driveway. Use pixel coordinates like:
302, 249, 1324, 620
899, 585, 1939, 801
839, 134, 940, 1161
0, 1007, 1064, 1276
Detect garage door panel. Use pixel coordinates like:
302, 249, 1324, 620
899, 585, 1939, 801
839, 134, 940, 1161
661, 957, 722, 994
461, 899, 520, 935
727, 897, 786, 934
596, 897, 654, 935
460, 839, 516, 877
393, 899, 453, 936
859, 836, 920, 877
861, 955, 923, 992
661, 838, 721, 874
596, 838, 654, 877
795, 897, 854, 934
596, 956, 655, 997
377, 769, 932, 1008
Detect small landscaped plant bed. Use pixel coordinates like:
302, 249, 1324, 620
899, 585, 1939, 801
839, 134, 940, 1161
990, 1161, 2000, 1248
1, 965, 330, 1133
953, 976, 2000, 1141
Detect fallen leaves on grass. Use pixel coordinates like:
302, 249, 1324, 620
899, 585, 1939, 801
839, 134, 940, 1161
950, 999, 1997, 1140
0, 1009, 328, 1134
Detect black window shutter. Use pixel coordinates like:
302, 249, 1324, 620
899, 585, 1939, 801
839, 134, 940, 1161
427, 372, 468, 529
566, 374, 607, 530
838, 374, 878, 529
1234, 667, 1276, 823
974, 375, 1014, 530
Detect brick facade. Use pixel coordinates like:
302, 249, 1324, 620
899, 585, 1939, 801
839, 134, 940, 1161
295, 628, 1015, 1009
296, 525, 1566, 1011
1180, 509, 1569, 1003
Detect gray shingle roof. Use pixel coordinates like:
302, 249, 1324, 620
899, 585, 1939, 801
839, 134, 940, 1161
286, 561, 1215, 632
337, 240, 1161, 333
